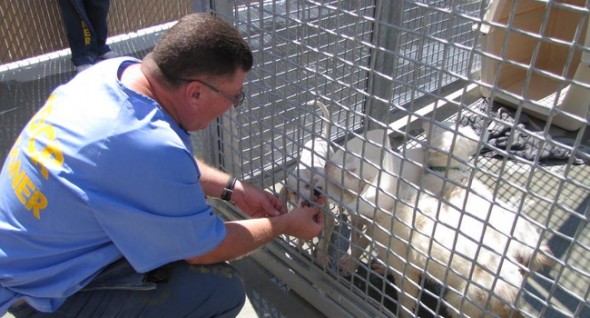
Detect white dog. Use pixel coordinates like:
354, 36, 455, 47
280, 100, 334, 265
380, 122, 554, 318
324, 129, 425, 276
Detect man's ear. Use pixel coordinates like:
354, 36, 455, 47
186, 82, 201, 106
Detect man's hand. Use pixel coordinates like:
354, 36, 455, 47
283, 206, 325, 240
186, 205, 324, 265
193, 158, 287, 217
231, 181, 287, 218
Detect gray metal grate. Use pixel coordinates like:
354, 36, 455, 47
212, 0, 590, 317
1, 0, 589, 317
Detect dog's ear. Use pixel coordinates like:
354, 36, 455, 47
279, 175, 295, 201
278, 184, 288, 201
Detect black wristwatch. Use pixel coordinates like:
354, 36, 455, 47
221, 176, 238, 201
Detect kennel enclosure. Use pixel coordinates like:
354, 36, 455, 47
1, 0, 589, 317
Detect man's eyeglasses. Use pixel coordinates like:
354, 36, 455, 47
178, 78, 245, 108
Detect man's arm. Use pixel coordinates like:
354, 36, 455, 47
195, 157, 286, 217
185, 207, 324, 264
195, 157, 232, 198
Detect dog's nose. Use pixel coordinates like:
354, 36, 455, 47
314, 188, 322, 197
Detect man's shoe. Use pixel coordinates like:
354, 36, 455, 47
97, 51, 120, 60
76, 64, 93, 73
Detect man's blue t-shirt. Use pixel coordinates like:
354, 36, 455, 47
0, 58, 226, 313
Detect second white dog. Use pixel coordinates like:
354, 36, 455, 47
379, 122, 554, 318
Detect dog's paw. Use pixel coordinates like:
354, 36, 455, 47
370, 259, 387, 276
338, 254, 358, 277
314, 249, 331, 268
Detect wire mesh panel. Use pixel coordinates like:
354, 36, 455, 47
216, 0, 374, 186
0, 0, 588, 316
212, 0, 590, 317
393, 0, 484, 106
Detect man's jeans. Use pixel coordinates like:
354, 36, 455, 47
57, 0, 112, 66
8, 259, 246, 317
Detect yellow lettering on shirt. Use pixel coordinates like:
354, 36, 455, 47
13, 172, 34, 204
7, 155, 48, 219
26, 190, 48, 219
27, 96, 64, 179
7, 157, 24, 186
6, 95, 63, 219
28, 128, 63, 180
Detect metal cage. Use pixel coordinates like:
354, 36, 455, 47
1, 0, 589, 317
210, 1, 589, 317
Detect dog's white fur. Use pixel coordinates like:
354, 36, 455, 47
280, 100, 335, 265
379, 122, 554, 318
324, 129, 425, 276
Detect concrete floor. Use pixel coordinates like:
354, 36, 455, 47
233, 257, 325, 318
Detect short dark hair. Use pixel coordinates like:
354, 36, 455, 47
150, 13, 253, 83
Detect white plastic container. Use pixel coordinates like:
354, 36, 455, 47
477, 0, 589, 131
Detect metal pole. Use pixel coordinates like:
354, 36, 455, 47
365, 0, 403, 131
